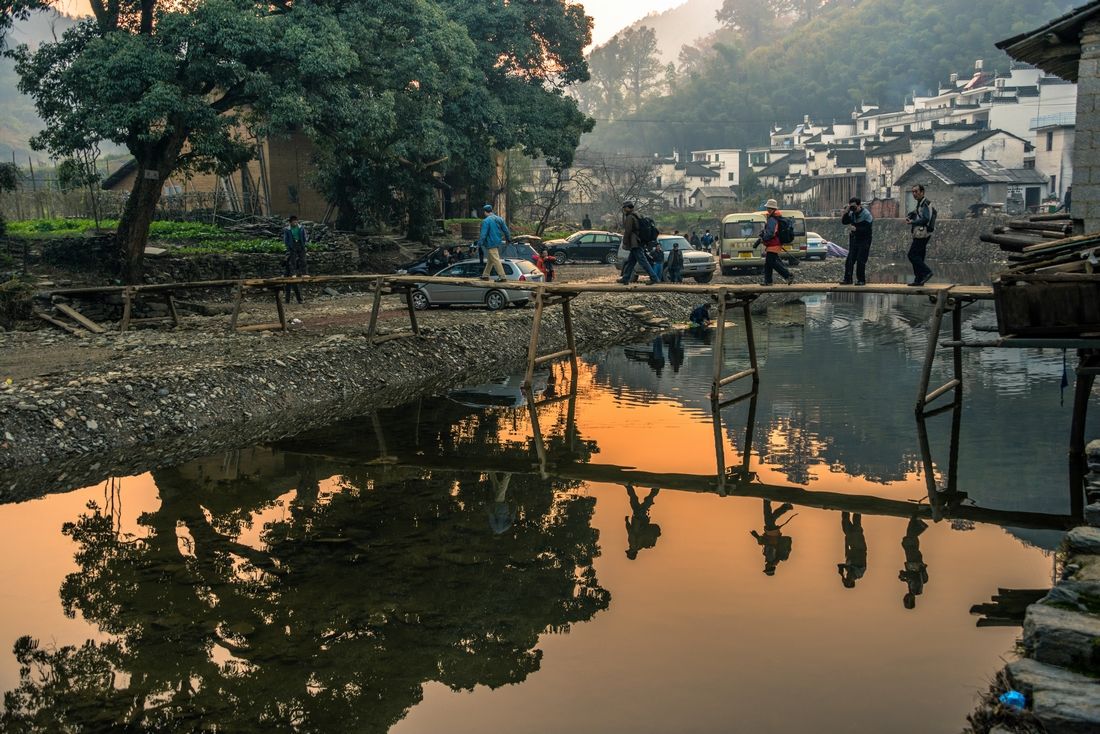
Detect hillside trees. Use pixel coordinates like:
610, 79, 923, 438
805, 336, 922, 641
584, 0, 1075, 155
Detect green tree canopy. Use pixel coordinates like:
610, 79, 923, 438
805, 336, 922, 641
1, 0, 593, 279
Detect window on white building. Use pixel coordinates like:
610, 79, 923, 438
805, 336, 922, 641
1046, 131, 1054, 152
728, 173, 735, 181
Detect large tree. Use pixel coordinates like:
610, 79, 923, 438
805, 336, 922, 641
4, 0, 348, 282
1, 0, 595, 278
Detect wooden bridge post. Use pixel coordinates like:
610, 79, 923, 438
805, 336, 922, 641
228, 283, 244, 332
523, 287, 546, 390
403, 285, 420, 336
916, 290, 950, 414
524, 387, 550, 479
366, 278, 384, 345
742, 298, 760, 388
710, 289, 729, 400
711, 398, 727, 496
561, 294, 579, 378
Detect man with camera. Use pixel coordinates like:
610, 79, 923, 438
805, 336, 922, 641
839, 197, 873, 286
905, 184, 934, 286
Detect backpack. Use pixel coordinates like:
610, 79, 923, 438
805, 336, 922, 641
926, 202, 938, 233
776, 216, 796, 245
637, 215, 659, 244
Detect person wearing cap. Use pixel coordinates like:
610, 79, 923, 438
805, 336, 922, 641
617, 201, 659, 285
477, 203, 511, 281
757, 199, 794, 286
840, 197, 873, 285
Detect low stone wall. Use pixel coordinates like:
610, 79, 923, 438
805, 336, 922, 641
966, 449, 1100, 734
807, 216, 1010, 263
143, 249, 359, 283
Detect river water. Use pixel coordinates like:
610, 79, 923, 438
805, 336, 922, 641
0, 288, 1090, 733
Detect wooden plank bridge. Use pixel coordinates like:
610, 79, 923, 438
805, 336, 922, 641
41, 274, 1100, 469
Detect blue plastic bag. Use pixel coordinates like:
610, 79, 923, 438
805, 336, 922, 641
998, 690, 1026, 710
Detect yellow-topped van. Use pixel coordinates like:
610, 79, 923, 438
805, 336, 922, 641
718, 210, 807, 274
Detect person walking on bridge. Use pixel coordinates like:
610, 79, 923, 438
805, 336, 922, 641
906, 185, 934, 286
617, 201, 659, 285
757, 199, 794, 287
282, 215, 308, 304
478, 203, 512, 282
840, 197, 873, 286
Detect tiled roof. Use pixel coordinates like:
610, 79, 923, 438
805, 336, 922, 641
675, 161, 720, 179
757, 156, 790, 177
896, 159, 1017, 186
831, 149, 866, 167
932, 128, 1027, 155
866, 135, 912, 157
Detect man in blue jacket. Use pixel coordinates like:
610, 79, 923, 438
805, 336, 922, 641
478, 204, 512, 281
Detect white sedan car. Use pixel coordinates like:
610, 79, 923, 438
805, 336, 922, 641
410, 258, 542, 311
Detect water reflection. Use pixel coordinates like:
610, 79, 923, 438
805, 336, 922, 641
624, 484, 661, 560
2, 291, 1094, 733
1, 453, 609, 732
751, 501, 796, 576
837, 512, 867, 589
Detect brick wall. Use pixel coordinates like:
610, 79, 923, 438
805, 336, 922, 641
1073, 18, 1100, 232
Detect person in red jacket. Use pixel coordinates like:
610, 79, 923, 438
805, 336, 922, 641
757, 198, 795, 286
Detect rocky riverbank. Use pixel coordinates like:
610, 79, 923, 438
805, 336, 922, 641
966, 447, 1100, 734
0, 288, 710, 502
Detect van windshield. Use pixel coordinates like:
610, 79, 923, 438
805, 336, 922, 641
723, 221, 762, 239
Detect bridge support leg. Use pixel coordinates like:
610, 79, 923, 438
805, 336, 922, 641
711, 291, 759, 402
710, 289, 728, 400
523, 289, 579, 390
916, 291, 964, 415
366, 279, 384, 345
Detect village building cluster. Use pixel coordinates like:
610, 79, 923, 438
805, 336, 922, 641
523, 60, 1078, 222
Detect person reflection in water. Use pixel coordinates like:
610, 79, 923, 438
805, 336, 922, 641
487, 472, 515, 535
836, 512, 867, 589
899, 516, 929, 609
667, 332, 685, 374
751, 501, 796, 576
625, 483, 661, 560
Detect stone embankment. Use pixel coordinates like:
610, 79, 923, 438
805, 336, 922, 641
807, 216, 1011, 264
967, 445, 1100, 734
0, 289, 705, 502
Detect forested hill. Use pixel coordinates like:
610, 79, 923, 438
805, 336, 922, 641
580, 0, 1075, 155
0, 11, 79, 160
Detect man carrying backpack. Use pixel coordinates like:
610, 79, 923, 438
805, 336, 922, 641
757, 198, 794, 286
906, 184, 934, 286
701, 229, 714, 253
618, 201, 659, 285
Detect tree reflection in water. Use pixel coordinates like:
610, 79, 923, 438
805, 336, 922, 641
1, 454, 610, 732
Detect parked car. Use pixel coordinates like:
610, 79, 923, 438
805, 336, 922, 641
499, 241, 542, 265
410, 258, 541, 311
395, 246, 461, 275
543, 230, 623, 264
617, 235, 717, 283
802, 231, 829, 261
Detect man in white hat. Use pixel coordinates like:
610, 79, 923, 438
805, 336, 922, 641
757, 199, 794, 286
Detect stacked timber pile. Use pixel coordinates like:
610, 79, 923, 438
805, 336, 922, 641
980, 213, 1100, 275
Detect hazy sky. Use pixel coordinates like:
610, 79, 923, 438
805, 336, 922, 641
584, 0, 688, 45
52, 0, 685, 48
